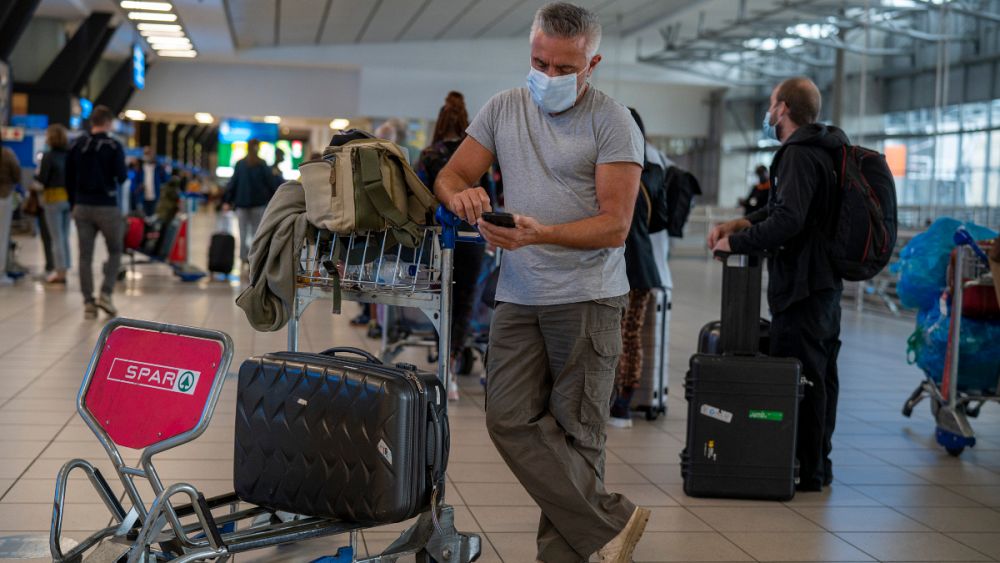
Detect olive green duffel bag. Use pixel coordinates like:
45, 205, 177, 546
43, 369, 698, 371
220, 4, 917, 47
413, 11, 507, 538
298, 138, 437, 247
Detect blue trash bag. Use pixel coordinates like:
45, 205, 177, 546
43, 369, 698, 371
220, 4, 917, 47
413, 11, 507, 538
893, 218, 997, 311
908, 302, 1000, 394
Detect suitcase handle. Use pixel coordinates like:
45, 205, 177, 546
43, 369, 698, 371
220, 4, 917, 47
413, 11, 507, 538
319, 347, 383, 364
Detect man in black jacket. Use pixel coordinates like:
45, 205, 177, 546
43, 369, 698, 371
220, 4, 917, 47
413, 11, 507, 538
66, 105, 128, 319
708, 77, 848, 491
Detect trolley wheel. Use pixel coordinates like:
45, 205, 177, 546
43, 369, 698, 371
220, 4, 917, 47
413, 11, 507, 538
455, 347, 475, 376
644, 408, 659, 422
946, 446, 965, 457
966, 402, 983, 418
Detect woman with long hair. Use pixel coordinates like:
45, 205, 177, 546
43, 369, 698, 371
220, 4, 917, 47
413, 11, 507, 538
36, 124, 71, 284
416, 92, 491, 399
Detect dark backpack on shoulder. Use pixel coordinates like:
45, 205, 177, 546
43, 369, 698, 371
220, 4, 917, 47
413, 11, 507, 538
828, 145, 898, 281
664, 166, 702, 238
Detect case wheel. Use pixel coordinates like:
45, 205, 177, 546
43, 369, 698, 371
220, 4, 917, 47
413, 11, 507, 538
946, 446, 965, 457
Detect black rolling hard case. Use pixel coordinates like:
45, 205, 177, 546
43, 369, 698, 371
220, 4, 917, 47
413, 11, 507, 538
208, 232, 235, 274
234, 347, 449, 525
682, 252, 803, 501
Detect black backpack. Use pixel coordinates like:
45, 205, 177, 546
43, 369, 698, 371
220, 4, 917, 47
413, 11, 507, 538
827, 145, 898, 281
664, 166, 702, 238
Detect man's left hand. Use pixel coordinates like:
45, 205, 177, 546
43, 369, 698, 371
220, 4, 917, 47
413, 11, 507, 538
478, 214, 548, 250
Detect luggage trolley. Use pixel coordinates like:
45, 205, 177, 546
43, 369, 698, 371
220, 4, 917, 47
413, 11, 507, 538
902, 228, 1000, 456
50, 314, 480, 562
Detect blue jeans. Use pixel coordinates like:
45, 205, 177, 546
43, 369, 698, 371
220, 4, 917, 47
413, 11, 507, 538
44, 200, 72, 271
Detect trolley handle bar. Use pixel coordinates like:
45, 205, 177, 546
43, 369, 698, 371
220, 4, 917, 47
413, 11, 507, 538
954, 227, 992, 266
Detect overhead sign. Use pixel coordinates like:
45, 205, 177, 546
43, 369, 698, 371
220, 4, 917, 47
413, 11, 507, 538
133, 44, 146, 90
79, 98, 93, 119
1, 127, 24, 142
218, 119, 279, 144
11, 114, 48, 130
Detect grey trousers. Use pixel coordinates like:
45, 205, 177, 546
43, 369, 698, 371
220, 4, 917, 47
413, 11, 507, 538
236, 206, 266, 262
486, 296, 634, 563
73, 204, 123, 302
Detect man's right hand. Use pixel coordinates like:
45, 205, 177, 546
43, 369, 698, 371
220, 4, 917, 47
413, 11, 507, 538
707, 218, 752, 249
447, 187, 492, 225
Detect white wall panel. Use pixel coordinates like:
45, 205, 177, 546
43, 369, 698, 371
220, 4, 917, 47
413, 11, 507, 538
130, 61, 361, 118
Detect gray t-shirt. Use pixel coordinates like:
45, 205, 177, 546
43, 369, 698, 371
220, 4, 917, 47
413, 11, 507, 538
466, 86, 644, 306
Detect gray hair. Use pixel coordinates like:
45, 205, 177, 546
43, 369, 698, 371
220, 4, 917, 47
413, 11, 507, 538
530, 2, 602, 58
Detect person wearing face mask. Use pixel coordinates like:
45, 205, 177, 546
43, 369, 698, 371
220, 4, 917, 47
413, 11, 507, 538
708, 77, 849, 492
434, 3, 647, 562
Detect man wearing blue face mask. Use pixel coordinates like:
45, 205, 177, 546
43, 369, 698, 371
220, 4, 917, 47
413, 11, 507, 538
708, 77, 849, 493
434, 3, 647, 562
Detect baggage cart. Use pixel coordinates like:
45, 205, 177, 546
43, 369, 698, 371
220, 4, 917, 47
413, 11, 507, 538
50, 209, 481, 562
902, 228, 1000, 456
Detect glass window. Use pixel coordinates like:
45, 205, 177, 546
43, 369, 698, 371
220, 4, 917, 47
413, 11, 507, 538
960, 131, 987, 206
885, 112, 908, 135
963, 103, 990, 131
939, 106, 962, 133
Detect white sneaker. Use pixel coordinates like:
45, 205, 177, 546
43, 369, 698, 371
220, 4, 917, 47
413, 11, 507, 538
0, 276, 14, 286
598, 507, 651, 563
448, 380, 460, 401
607, 416, 633, 429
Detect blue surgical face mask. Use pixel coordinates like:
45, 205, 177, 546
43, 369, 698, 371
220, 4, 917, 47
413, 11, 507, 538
762, 111, 778, 141
527, 67, 584, 114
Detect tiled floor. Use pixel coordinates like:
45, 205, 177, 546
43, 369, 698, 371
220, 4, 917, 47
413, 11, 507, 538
0, 210, 999, 562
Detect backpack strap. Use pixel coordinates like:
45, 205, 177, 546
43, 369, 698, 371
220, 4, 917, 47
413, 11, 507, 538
357, 148, 422, 247
638, 180, 653, 228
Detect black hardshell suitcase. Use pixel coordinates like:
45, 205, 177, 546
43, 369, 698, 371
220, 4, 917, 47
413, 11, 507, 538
682, 253, 803, 501
234, 347, 449, 525
208, 233, 235, 273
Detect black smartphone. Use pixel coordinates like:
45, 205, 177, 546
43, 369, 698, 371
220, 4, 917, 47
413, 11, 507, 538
481, 211, 516, 229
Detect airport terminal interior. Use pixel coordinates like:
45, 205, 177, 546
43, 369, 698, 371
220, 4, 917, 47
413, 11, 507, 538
1, 0, 1000, 562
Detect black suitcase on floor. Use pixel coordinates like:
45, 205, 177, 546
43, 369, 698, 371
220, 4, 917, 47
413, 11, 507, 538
234, 347, 449, 525
682, 252, 803, 501
208, 233, 235, 273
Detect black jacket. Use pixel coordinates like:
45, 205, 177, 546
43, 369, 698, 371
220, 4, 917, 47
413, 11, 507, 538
223, 159, 277, 209
36, 149, 67, 189
623, 159, 663, 291
729, 123, 847, 313
66, 132, 127, 207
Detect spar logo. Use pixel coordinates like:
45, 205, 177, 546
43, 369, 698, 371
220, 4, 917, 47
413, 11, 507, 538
107, 358, 201, 395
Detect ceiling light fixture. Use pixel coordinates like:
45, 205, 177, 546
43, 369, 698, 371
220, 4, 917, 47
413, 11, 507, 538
157, 49, 197, 58
136, 23, 182, 31
195, 112, 214, 124
264, 116, 281, 124
141, 29, 185, 37
329, 118, 350, 130
123, 109, 147, 121
120, 1, 173, 11
148, 37, 192, 46
128, 11, 178, 22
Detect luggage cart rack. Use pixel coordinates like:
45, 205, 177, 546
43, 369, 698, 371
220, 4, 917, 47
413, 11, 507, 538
902, 230, 1000, 457
49, 317, 480, 561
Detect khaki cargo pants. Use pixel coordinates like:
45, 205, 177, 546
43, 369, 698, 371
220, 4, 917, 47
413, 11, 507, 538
485, 296, 634, 563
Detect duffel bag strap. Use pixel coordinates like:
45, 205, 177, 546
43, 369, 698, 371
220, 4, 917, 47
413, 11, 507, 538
357, 149, 422, 247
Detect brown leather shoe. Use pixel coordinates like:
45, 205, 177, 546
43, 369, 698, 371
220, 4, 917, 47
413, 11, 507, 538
597, 507, 651, 563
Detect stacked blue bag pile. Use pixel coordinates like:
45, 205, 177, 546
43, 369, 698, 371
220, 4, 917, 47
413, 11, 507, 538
894, 218, 1000, 393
